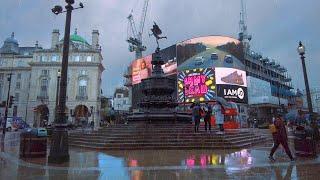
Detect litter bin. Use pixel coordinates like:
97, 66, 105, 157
294, 126, 317, 157
19, 129, 47, 158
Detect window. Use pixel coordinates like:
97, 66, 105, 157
51, 55, 59, 62
73, 55, 80, 62
17, 73, 21, 80
123, 100, 126, 104
78, 79, 87, 97
40, 79, 48, 97
0, 73, 4, 81
41, 70, 49, 76
16, 82, 21, 90
79, 70, 87, 76
40, 56, 48, 62
17, 60, 23, 67
15, 93, 19, 102
86, 56, 92, 62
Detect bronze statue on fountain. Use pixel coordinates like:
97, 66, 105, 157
128, 22, 191, 123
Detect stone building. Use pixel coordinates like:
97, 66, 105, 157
113, 87, 130, 112
0, 29, 104, 128
0, 33, 40, 119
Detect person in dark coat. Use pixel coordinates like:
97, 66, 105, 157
269, 115, 294, 161
192, 102, 201, 133
204, 102, 212, 132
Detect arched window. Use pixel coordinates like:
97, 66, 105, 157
40, 79, 48, 97
78, 79, 87, 97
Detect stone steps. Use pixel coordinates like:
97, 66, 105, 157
68, 124, 267, 150
68, 134, 257, 142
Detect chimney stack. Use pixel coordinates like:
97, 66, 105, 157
51, 29, 60, 49
92, 30, 99, 49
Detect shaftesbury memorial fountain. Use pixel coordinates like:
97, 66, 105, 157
128, 23, 191, 123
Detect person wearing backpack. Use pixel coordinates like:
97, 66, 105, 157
269, 115, 294, 162
192, 102, 201, 133
204, 102, 212, 132
214, 101, 225, 132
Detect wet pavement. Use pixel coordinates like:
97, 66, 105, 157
1, 131, 320, 179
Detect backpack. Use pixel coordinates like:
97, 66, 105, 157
269, 124, 277, 134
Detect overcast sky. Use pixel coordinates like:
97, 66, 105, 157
0, 0, 319, 96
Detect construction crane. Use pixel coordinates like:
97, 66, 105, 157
127, 0, 149, 59
238, 0, 252, 43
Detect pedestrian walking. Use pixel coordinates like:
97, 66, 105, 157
90, 120, 94, 130
269, 115, 294, 161
204, 102, 212, 132
214, 101, 225, 133
192, 102, 201, 133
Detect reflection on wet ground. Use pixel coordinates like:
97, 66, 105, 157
1, 132, 319, 179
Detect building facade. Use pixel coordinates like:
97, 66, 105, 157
0, 33, 40, 119
0, 29, 104, 128
113, 87, 130, 112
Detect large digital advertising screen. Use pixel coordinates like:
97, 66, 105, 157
216, 84, 248, 104
177, 68, 216, 103
131, 55, 152, 85
131, 50, 177, 85
215, 67, 248, 103
176, 36, 244, 66
215, 67, 247, 87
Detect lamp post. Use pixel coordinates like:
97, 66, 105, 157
297, 41, 314, 124
48, 0, 84, 164
55, 69, 61, 121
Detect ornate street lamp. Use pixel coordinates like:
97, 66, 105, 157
297, 42, 314, 122
48, 0, 84, 164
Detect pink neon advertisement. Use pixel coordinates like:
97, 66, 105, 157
177, 68, 216, 103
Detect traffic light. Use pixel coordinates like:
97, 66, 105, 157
9, 95, 15, 108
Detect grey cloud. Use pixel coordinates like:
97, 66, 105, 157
0, 0, 319, 95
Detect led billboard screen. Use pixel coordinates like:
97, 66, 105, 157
216, 84, 248, 103
131, 45, 177, 85
215, 67, 247, 87
215, 67, 248, 103
177, 68, 216, 103
131, 55, 152, 85
176, 36, 244, 66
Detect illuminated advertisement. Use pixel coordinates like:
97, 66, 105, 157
217, 84, 248, 103
131, 55, 152, 85
215, 67, 247, 87
177, 68, 216, 103
131, 55, 177, 85
215, 67, 248, 103
176, 36, 244, 67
